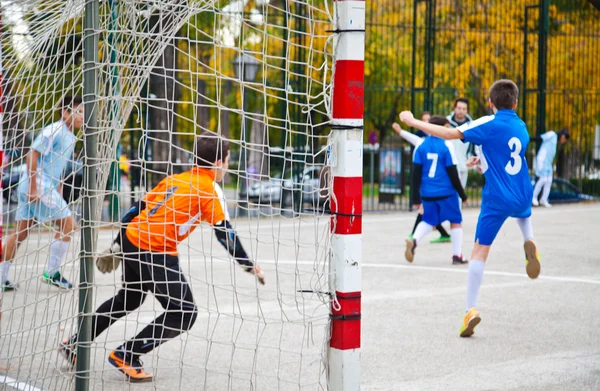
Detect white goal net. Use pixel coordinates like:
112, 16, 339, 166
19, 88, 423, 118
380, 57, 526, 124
0, 0, 338, 389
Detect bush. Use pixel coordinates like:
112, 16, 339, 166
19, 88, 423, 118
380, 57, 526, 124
467, 170, 485, 188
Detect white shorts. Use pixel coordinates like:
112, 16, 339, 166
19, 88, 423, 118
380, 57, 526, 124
16, 187, 71, 223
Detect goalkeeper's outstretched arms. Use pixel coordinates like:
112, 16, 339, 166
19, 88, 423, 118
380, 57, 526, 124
213, 220, 265, 285
95, 199, 146, 274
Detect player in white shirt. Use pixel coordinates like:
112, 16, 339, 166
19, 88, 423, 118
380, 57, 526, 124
1, 96, 83, 290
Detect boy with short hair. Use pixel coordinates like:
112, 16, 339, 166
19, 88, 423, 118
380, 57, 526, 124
2, 96, 83, 290
403, 115, 468, 265
399, 79, 541, 337
60, 133, 264, 381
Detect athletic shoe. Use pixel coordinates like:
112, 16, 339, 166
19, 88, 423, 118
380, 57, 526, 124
459, 308, 481, 338
430, 235, 451, 244
59, 337, 77, 367
108, 350, 153, 382
404, 238, 417, 263
42, 271, 73, 289
540, 200, 552, 208
524, 240, 541, 279
532, 199, 539, 207
452, 255, 469, 265
2, 280, 19, 291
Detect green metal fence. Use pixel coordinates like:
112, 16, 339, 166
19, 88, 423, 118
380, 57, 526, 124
365, 0, 600, 211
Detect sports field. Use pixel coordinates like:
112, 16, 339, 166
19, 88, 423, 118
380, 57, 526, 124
1, 203, 599, 390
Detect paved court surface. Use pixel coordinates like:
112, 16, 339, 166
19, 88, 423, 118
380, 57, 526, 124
1, 203, 599, 390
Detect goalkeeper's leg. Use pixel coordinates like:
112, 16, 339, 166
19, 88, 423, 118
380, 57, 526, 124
108, 252, 197, 382
60, 241, 148, 366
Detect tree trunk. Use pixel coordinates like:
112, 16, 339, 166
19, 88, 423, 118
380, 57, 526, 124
147, 19, 181, 186
248, 114, 268, 178
196, 79, 209, 132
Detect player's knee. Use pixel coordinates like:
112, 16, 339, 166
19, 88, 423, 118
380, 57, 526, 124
118, 290, 146, 312
173, 304, 198, 331
471, 241, 490, 261
183, 305, 198, 331
16, 230, 29, 242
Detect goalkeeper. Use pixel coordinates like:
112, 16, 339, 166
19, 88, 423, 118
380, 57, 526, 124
60, 133, 264, 382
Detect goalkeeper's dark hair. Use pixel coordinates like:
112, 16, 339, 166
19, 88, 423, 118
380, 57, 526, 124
61, 96, 83, 111
429, 115, 449, 127
489, 79, 519, 110
195, 132, 230, 167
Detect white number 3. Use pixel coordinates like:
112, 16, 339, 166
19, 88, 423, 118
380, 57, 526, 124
505, 137, 522, 175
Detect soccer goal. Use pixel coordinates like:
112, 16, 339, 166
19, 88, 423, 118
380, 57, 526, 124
0, 0, 364, 390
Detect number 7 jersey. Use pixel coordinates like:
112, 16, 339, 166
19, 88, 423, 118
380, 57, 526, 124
458, 109, 533, 212
126, 167, 230, 254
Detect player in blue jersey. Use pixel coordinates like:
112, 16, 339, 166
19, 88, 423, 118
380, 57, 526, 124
399, 79, 541, 337
1, 96, 83, 290
403, 115, 468, 265
392, 114, 453, 244
532, 129, 569, 207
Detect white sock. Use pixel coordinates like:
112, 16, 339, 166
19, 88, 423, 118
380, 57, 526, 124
516, 217, 534, 242
466, 260, 485, 312
450, 228, 463, 257
413, 222, 433, 245
1, 262, 12, 284
48, 240, 70, 276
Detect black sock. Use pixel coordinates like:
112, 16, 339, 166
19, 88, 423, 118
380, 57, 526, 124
411, 213, 423, 235
436, 224, 449, 237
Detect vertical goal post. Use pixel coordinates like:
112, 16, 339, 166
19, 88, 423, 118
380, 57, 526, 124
328, 0, 365, 390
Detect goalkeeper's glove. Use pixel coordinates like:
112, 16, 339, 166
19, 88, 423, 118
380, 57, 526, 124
96, 242, 122, 274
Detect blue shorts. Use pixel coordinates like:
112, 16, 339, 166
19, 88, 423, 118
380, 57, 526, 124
16, 187, 71, 223
422, 194, 462, 226
475, 204, 532, 246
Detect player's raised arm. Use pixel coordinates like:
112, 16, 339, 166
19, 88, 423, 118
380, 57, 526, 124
399, 111, 464, 140
392, 122, 423, 147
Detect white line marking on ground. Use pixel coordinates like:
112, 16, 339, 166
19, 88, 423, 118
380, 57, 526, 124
264, 260, 600, 285
358, 262, 600, 285
0, 376, 44, 391
17, 259, 600, 285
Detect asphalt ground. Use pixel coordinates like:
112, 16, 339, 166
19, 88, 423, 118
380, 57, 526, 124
0, 202, 599, 390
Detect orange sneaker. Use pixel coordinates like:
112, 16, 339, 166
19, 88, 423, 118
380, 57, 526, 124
107, 350, 153, 382
459, 308, 481, 338
524, 240, 541, 279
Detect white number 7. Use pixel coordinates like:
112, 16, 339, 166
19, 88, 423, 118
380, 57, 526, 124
505, 137, 522, 175
426, 153, 438, 178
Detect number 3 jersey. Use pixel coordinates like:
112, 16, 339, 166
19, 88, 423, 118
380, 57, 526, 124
126, 167, 230, 254
457, 109, 533, 212
413, 136, 460, 198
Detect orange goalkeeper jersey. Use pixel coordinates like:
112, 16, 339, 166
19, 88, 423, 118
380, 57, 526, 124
126, 167, 229, 254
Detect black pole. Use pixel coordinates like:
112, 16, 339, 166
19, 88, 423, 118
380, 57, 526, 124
410, 0, 418, 117
424, 0, 435, 112
523, 6, 530, 124
409, 0, 418, 211
536, 0, 549, 146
